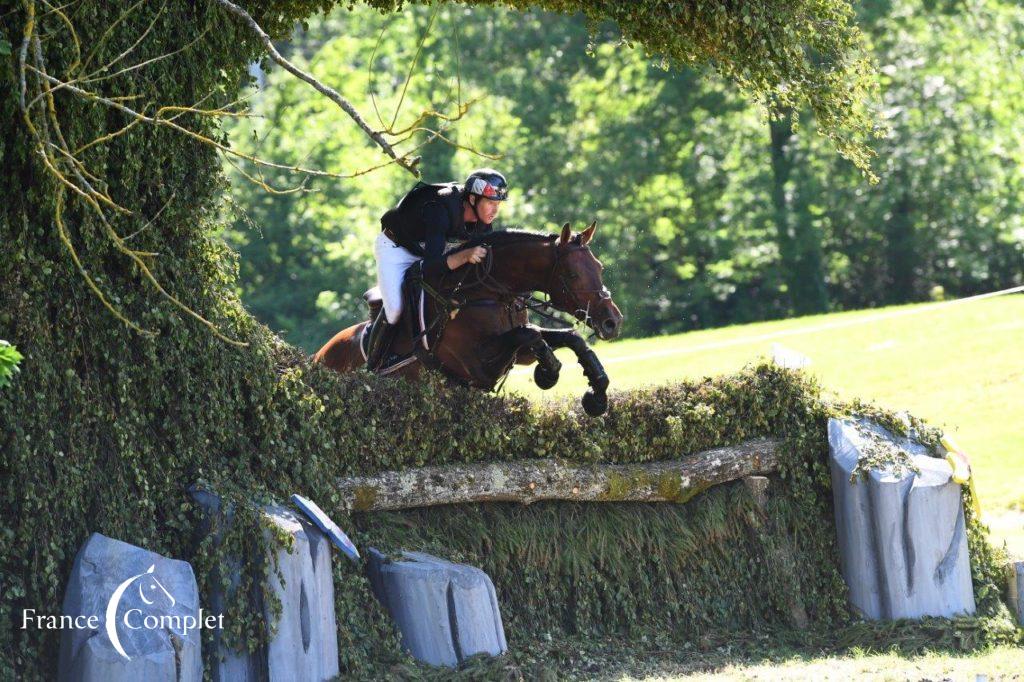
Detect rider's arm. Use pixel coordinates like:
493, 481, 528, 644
419, 202, 452, 278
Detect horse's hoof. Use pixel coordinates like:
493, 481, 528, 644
534, 364, 559, 390
582, 390, 607, 417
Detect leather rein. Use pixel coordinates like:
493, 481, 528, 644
440, 238, 610, 330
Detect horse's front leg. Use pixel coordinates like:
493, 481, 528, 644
538, 328, 609, 416
484, 325, 562, 390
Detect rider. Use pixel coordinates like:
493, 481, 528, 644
366, 168, 510, 371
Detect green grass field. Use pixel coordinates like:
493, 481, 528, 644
506, 294, 1024, 555
637, 645, 1024, 680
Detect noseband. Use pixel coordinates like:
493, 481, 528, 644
545, 242, 612, 328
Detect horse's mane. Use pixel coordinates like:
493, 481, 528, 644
460, 228, 558, 249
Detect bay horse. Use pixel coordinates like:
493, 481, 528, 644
313, 221, 623, 415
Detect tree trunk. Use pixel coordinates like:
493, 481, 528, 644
769, 112, 829, 315
338, 438, 781, 511
885, 179, 917, 303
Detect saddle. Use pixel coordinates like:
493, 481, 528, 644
359, 265, 450, 374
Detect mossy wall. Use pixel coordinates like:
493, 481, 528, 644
358, 485, 846, 639
0, 1, 1017, 679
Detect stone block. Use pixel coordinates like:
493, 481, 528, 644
828, 417, 975, 620
58, 533, 202, 682
1008, 560, 1024, 626
191, 489, 339, 681
365, 548, 506, 667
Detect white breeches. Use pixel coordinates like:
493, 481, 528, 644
374, 232, 423, 324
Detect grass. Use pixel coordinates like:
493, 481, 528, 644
632, 644, 1024, 680
506, 294, 1024, 555
427, 630, 1024, 680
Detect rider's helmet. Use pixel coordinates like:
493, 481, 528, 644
464, 168, 509, 202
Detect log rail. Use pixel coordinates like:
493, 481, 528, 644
338, 438, 782, 512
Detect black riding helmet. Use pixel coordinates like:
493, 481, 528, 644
464, 168, 509, 201
463, 169, 509, 223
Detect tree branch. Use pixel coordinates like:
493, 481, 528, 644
211, 0, 421, 176
338, 438, 782, 512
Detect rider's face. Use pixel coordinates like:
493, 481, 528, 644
472, 197, 502, 224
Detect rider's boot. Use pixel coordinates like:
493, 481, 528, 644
365, 308, 397, 372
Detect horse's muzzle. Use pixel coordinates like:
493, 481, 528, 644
593, 300, 623, 340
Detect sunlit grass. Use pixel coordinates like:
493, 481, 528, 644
630, 644, 1024, 680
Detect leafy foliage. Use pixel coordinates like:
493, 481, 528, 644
0, 340, 23, 389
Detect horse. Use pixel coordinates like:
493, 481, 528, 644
313, 221, 623, 415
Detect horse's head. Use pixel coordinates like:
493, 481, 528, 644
548, 221, 623, 340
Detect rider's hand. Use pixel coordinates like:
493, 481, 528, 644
447, 246, 487, 270
466, 246, 488, 264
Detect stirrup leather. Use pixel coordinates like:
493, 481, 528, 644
365, 310, 394, 371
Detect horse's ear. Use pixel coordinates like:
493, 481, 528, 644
580, 220, 597, 245
559, 222, 572, 245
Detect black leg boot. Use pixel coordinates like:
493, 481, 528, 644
365, 309, 395, 372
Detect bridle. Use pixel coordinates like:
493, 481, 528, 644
543, 240, 613, 330
436, 237, 611, 333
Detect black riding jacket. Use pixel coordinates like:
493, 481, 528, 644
380, 182, 492, 278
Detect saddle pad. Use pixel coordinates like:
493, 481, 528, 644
359, 288, 429, 375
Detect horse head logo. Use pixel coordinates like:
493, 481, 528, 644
104, 564, 176, 660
